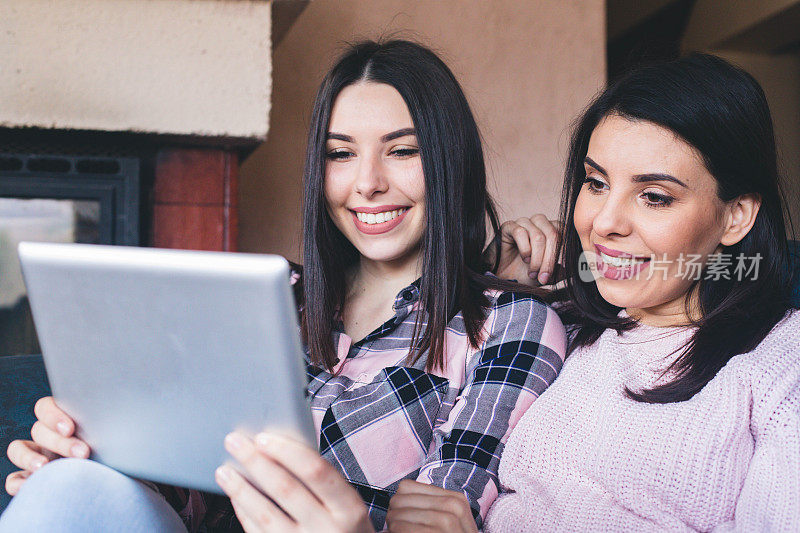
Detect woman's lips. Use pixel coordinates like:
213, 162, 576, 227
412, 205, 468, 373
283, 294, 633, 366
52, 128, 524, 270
593, 244, 652, 280
596, 259, 651, 280
351, 207, 409, 235
594, 243, 650, 259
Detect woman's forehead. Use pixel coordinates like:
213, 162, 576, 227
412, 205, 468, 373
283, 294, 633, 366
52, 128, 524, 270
328, 82, 414, 135
586, 115, 711, 188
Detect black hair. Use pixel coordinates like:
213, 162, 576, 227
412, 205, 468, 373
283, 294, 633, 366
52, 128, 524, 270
301, 39, 525, 372
555, 53, 796, 403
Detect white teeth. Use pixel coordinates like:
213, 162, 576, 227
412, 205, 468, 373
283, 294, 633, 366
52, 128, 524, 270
355, 208, 406, 225
599, 251, 647, 267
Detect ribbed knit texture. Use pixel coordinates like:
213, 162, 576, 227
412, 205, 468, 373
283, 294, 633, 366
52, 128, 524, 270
484, 310, 800, 532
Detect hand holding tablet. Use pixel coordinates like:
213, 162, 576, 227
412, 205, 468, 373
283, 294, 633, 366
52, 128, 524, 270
15, 243, 315, 494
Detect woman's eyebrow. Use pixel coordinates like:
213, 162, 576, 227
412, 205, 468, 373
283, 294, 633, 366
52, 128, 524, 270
632, 173, 688, 188
585, 156, 688, 188
326, 128, 416, 143
327, 132, 354, 142
584, 156, 607, 175
381, 128, 416, 143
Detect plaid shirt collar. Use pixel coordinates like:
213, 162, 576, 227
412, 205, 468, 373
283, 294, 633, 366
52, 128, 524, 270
332, 278, 422, 349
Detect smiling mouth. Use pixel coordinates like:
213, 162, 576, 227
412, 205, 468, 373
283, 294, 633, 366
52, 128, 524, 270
353, 207, 408, 225
597, 251, 650, 268
592, 245, 652, 280
350, 206, 410, 235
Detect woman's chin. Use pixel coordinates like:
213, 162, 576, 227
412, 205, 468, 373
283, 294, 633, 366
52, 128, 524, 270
347, 236, 421, 265
594, 279, 648, 310
596, 281, 694, 323
354, 245, 421, 268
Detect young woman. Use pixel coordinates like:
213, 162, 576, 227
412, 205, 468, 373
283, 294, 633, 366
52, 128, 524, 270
1, 40, 566, 532
386, 54, 800, 531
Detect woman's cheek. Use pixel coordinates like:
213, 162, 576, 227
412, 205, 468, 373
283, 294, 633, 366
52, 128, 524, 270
323, 179, 348, 210
399, 165, 425, 202
573, 192, 595, 238
645, 207, 720, 259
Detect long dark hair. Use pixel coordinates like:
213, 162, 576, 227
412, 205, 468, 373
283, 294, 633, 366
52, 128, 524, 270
301, 39, 517, 372
556, 53, 796, 403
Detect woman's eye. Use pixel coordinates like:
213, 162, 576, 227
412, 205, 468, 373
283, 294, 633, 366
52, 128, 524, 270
583, 177, 607, 193
390, 147, 419, 158
326, 150, 353, 160
642, 191, 674, 208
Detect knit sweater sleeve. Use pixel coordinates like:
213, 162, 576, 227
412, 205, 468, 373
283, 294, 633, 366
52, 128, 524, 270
713, 318, 800, 532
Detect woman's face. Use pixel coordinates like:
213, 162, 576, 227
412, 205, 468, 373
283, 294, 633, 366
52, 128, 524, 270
324, 82, 426, 270
573, 114, 747, 324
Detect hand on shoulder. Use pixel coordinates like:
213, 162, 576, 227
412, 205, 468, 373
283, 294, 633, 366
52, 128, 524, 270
489, 215, 562, 287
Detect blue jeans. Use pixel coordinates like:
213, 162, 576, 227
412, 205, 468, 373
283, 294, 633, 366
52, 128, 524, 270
0, 458, 187, 532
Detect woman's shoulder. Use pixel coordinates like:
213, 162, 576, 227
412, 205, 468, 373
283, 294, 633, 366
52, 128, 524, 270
483, 287, 553, 321
731, 310, 800, 421
741, 309, 800, 369
482, 289, 568, 362
768, 308, 800, 343
484, 287, 546, 309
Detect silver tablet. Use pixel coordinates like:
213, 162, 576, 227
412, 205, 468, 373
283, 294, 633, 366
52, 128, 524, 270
18, 242, 315, 494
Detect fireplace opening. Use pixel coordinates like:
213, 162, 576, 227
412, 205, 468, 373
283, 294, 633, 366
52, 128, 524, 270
0, 151, 140, 356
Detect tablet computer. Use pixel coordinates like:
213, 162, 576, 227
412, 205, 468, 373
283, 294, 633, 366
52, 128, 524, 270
18, 242, 315, 494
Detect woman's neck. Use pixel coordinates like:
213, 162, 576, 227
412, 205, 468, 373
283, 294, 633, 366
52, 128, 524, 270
627, 289, 700, 328
340, 252, 423, 342
347, 253, 422, 303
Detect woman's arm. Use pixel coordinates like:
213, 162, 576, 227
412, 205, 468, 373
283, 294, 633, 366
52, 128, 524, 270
217, 296, 566, 533
412, 295, 567, 528
712, 378, 800, 531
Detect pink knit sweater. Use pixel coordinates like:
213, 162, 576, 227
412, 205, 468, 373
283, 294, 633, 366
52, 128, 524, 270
485, 310, 800, 532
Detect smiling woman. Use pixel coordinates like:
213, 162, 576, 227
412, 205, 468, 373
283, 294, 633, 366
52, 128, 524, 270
323, 84, 425, 272
574, 114, 761, 322
299, 40, 516, 376
280, 40, 568, 531
475, 53, 800, 532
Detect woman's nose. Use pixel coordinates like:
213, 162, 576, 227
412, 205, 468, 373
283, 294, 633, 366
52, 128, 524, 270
353, 153, 388, 199
592, 193, 632, 238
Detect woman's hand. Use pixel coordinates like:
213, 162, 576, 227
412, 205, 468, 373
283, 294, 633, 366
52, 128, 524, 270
493, 215, 561, 286
217, 431, 373, 533
385, 480, 478, 533
5, 396, 91, 496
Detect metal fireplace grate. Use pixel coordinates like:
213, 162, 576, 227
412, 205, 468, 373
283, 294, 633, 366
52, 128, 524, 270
0, 151, 140, 356
0, 152, 140, 245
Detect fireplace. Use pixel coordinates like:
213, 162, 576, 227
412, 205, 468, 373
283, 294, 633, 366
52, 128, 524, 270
0, 130, 245, 357
0, 148, 140, 356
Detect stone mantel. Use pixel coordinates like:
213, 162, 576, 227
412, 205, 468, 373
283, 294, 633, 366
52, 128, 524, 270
0, 0, 272, 142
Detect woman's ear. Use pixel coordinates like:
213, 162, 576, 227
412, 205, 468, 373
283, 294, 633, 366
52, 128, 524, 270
720, 193, 762, 246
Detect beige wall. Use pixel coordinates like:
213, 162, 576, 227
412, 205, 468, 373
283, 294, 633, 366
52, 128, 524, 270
239, 0, 606, 259
0, 0, 271, 139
